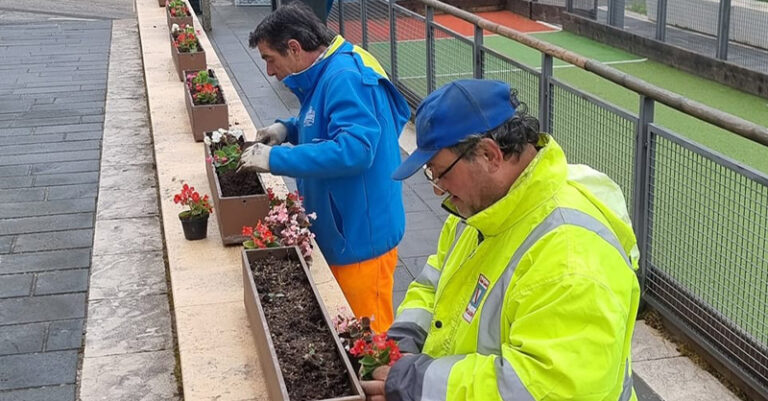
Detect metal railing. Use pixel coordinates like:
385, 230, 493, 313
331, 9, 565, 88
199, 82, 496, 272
329, 0, 768, 396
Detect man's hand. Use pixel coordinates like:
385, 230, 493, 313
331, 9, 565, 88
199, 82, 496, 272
254, 122, 288, 145
237, 143, 271, 173
361, 365, 390, 401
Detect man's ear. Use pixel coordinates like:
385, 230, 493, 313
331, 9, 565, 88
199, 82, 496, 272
286, 39, 302, 55
478, 138, 504, 172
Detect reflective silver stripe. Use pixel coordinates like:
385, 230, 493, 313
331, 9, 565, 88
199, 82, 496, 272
477, 208, 632, 355
394, 307, 433, 333
421, 355, 466, 401
415, 263, 441, 289
619, 360, 634, 401
495, 356, 535, 401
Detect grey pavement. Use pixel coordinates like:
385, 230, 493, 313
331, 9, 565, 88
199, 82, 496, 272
0, 3, 178, 400
0, 14, 110, 400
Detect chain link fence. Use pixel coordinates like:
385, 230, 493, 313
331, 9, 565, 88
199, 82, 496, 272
328, 0, 768, 396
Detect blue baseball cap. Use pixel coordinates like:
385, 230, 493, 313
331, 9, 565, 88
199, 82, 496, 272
392, 79, 518, 180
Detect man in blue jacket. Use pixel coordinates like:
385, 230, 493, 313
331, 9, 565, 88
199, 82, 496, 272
238, 2, 410, 333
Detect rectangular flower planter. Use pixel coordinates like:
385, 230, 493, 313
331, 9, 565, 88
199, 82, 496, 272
242, 246, 365, 401
184, 69, 228, 142
205, 142, 269, 245
166, 3, 193, 28
170, 33, 206, 82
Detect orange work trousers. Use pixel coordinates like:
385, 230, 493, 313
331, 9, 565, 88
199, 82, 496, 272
330, 247, 398, 334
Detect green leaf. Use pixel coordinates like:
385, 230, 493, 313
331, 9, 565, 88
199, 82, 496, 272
360, 355, 377, 365
360, 365, 376, 380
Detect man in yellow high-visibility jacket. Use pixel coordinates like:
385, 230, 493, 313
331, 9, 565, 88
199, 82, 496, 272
361, 79, 641, 401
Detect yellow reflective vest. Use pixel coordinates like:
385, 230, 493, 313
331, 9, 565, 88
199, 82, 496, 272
386, 135, 641, 401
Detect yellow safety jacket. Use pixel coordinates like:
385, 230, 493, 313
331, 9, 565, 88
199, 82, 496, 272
386, 135, 641, 401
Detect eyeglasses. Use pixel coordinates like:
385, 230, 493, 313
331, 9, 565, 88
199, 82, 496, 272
423, 148, 470, 192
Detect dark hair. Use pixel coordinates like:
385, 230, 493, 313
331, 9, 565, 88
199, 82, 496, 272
448, 90, 540, 160
248, 2, 335, 54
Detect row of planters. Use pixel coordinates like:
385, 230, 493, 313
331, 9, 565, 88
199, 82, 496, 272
162, 3, 401, 400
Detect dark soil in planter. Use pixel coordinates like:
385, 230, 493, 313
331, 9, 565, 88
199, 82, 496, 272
252, 255, 354, 400
218, 170, 264, 197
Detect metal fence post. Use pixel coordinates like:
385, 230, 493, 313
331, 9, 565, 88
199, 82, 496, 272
338, 0, 345, 37
473, 25, 483, 79
361, 0, 368, 49
200, 0, 212, 32
539, 54, 553, 134
633, 96, 654, 294
716, 0, 731, 60
389, 0, 398, 84
607, 0, 625, 27
655, 0, 667, 42
426, 5, 436, 94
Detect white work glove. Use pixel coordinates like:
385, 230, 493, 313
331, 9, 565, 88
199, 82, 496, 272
237, 143, 272, 173
254, 122, 288, 145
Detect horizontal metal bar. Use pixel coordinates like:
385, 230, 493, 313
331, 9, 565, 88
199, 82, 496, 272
412, 0, 768, 147
431, 24, 475, 45
550, 77, 639, 123
482, 45, 541, 77
392, 3, 426, 20
649, 123, 768, 187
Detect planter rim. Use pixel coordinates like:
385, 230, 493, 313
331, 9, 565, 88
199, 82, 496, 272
178, 211, 209, 221
204, 141, 267, 200
183, 68, 228, 107
165, 1, 193, 19
242, 246, 365, 401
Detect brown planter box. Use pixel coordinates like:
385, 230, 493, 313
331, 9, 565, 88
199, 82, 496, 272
242, 247, 365, 401
166, 3, 193, 28
205, 143, 269, 245
184, 69, 228, 142
170, 32, 206, 81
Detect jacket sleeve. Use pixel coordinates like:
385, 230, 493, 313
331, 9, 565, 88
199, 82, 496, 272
386, 251, 634, 400
269, 69, 382, 179
275, 117, 299, 145
387, 217, 462, 354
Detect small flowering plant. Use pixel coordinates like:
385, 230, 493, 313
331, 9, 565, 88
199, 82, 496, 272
333, 311, 402, 379
242, 189, 317, 260
333, 312, 373, 351
242, 221, 280, 249
167, 0, 190, 17
171, 24, 200, 53
186, 70, 223, 105
350, 333, 403, 379
173, 183, 213, 219
205, 128, 244, 174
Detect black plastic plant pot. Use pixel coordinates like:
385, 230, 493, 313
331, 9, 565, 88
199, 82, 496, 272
180, 213, 209, 240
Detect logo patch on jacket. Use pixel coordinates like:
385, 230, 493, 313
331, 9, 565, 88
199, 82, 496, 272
303, 107, 316, 127
463, 274, 490, 323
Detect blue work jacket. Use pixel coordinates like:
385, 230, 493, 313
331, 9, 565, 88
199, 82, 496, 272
270, 36, 410, 265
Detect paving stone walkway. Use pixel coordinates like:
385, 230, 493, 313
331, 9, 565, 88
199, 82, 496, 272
0, 18, 110, 400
